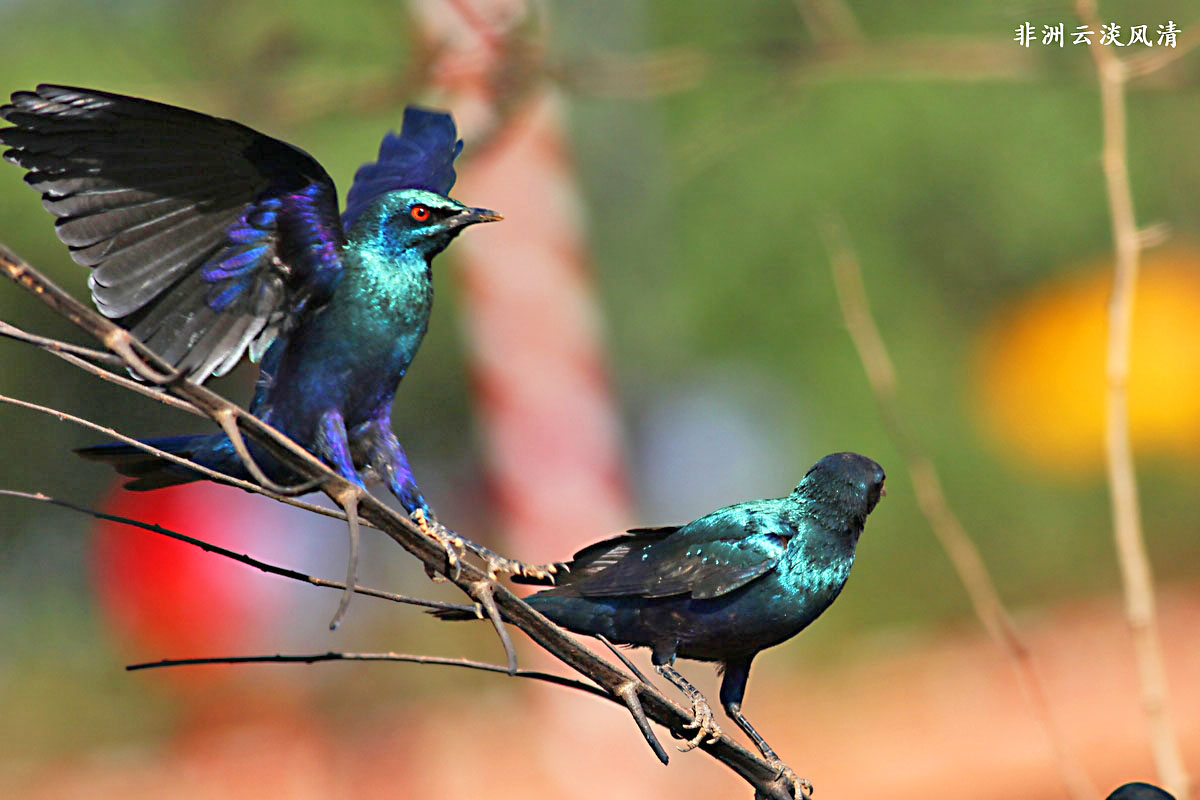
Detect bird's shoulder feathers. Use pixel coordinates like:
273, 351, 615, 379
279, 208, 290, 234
547, 504, 795, 601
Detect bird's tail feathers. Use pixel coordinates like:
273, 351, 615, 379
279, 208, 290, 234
76, 434, 216, 490
428, 603, 481, 621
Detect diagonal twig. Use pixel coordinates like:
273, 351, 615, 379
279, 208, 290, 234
0, 319, 125, 367
0, 489, 465, 612
1, 319, 204, 415
822, 218, 1097, 800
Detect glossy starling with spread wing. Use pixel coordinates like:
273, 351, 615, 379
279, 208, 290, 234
1, 85, 497, 517
438, 451, 885, 788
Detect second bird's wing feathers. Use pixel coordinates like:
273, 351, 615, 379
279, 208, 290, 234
0, 85, 345, 379
559, 516, 793, 601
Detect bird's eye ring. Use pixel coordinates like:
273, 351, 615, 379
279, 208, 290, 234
410, 204, 431, 222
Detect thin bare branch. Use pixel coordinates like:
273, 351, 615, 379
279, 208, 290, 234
598, 634, 653, 686
822, 219, 1097, 800
0, 489, 464, 612
3, 489, 661, 761
0, 319, 124, 366
0, 390, 351, 523
467, 578, 518, 675
125, 650, 610, 699
1077, 2, 1193, 796
0, 241, 798, 799
1, 319, 207, 415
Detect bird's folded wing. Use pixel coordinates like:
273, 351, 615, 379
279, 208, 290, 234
0, 84, 345, 380
569, 520, 792, 600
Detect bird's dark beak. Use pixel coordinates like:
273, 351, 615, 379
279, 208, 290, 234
455, 206, 503, 227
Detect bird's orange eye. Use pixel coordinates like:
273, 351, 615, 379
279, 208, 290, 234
410, 204, 431, 222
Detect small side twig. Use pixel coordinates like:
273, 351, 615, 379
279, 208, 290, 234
1125, 17, 1200, 79
1, 319, 204, 415
0, 319, 125, 367
822, 219, 1097, 800
125, 651, 610, 699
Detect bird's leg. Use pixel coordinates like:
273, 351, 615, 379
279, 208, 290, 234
361, 417, 560, 581
721, 660, 811, 799
315, 409, 368, 630
651, 654, 724, 752
356, 418, 463, 577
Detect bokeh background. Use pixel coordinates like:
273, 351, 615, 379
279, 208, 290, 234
1, 1, 1198, 798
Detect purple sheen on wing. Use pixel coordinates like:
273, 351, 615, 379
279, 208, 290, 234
206, 277, 251, 312
201, 244, 269, 281
284, 183, 342, 268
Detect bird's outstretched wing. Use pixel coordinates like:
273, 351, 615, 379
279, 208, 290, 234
555, 513, 792, 601
0, 84, 347, 380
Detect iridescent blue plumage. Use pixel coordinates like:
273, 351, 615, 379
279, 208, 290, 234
0, 85, 498, 521
343, 106, 462, 229
438, 452, 885, 778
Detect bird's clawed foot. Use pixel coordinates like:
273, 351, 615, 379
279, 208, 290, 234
411, 509, 465, 580
410, 509, 561, 582
767, 759, 812, 800
679, 695, 723, 752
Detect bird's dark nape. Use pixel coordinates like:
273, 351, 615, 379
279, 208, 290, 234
1107, 783, 1178, 800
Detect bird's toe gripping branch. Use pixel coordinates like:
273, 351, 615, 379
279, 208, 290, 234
410, 509, 562, 583
679, 694, 723, 752
654, 663, 723, 752
767, 760, 812, 800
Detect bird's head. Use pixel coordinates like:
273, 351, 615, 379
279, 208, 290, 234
350, 188, 501, 260
795, 451, 886, 527
1106, 783, 1177, 800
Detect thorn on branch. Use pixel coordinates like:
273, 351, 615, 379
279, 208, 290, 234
103, 327, 181, 385
468, 579, 517, 674
330, 488, 364, 630
615, 680, 669, 765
